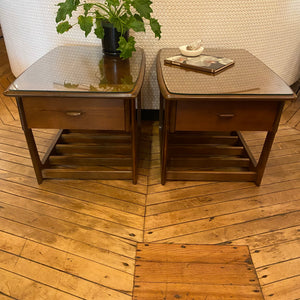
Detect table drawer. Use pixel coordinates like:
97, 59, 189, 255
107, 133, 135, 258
174, 100, 279, 132
22, 97, 128, 130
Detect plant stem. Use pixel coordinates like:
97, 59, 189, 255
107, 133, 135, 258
91, 3, 111, 15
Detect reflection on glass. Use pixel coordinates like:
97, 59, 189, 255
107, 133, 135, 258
160, 48, 294, 96
8, 45, 142, 93
59, 55, 133, 92
98, 56, 133, 91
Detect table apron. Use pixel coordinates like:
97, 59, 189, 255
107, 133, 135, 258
170, 100, 281, 132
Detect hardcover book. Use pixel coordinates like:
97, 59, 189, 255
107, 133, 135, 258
164, 54, 234, 73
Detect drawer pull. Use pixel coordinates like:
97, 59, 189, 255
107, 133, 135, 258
218, 113, 235, 118
65, 111, 83, 117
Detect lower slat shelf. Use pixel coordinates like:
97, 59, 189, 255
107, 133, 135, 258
166, 131, 257, 182
42, 129, 134, 180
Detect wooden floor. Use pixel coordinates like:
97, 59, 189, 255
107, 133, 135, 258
0, 37, 299, 299
133, 243, 265, 299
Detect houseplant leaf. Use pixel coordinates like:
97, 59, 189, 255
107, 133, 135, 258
109, 16, 124, 33
94, 11, 105, 38
56, 21, 72, 33
132, 0, 153, 19
117, 36, 136, 59
78, 15, 93, 37
56, 0, 80, 22
94, 23, 105, 39
128, 15, 145, 32
150, 18, 161, 39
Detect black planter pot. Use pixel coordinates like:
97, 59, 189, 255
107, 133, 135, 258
101, 22, 129, 56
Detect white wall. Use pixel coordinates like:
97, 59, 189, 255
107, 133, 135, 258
1, 0, 299, 109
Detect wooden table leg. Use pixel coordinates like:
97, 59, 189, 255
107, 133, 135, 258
159, 92, 164, 132
16, 97, 43, 184
131, 98, 137, 184
255, 130, 276, 186
159, 92, 164, 159
255, 102, 285, 185
137, 91, 142, 129
24, 128, 44, 184
161, 98, 170, 185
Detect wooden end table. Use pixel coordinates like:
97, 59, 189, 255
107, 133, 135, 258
157, 48, 296, 185
5, 46, 145, 184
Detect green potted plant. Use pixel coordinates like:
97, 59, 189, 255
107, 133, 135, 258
56, 0, 161, 59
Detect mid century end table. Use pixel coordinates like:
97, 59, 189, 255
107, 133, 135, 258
5, 46, 145, 184
157, 48, 295, 185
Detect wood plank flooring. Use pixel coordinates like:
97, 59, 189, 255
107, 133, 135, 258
133, 243, 264, 299
0, 37, 299, 299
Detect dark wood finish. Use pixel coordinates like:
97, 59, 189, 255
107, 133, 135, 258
169, 157, 250, 168
5, 46, 145, 184
22, 97, 128, 131
133, 243, 264, 299
169, 144, 244, 156
167, 170, 257, 182
174, 100, 279, 132
168, 133, 239, 145
131, 98, 138, 184
165, 131, 257, 182
255, 102, 285, 185
161, 99, 170, 185
16, 97, 43, 183
157, 48, 296, 185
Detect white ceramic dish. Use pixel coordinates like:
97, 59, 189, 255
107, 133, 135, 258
179, 45, 204, 57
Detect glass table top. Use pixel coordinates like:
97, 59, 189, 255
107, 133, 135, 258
7, 45, 143, 94
159, 48, 294, 97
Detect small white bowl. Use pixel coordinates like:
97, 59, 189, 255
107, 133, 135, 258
179, 45, 204, 57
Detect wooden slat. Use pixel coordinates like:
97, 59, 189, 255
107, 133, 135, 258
49, 156, 132, 166
61, 132, 131, 144
168, 156, 250, 168
169, 133, 239, 145
43, 168, 133, 180
55, 144, 131, 155
169, 144, 244, 156
167, 170, 257, 182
